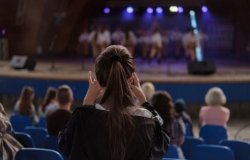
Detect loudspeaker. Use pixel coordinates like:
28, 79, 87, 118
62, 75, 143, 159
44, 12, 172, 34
188, 60, 216, 75
10, 55, 36, 71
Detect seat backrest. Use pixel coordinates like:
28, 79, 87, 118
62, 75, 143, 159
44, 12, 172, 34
162, 158, 183, 160
43, 135, 59, 151
181, 137, 205, 159
199, 125, 228, 144
24, 127, 48, 148
15, 148, 63, 160
13, 132, 35, 148
10, 114, 33, 132
219, 140, 250, 160
184, 122, 193, 137
38, 117, 46, 128
163, 145, 179, 158
191, 144, 235, 160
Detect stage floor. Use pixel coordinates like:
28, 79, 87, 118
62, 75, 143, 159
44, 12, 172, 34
1, 58, 250, 83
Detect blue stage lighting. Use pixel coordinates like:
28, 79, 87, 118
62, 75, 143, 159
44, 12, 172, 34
201, 6, 208, 13
178, 7, 184, 13
146, 7, 153, 14
156, 7, 163, 14
126, 6, 134, 13
103, 7, 110, 14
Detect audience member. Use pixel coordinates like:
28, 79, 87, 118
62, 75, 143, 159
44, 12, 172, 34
175, 98, 193, 136
141, 81, 155, 102
0, 103, 23, 159
46, 85, 73, 136
199, 87, 230, 127
151, 91, 185, 146
14, 86, 38, 124
39, 87, 57, 117
59, 45, 169, 160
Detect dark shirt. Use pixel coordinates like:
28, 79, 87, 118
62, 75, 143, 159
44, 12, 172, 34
46, 109, 71, 136
59, 105, 167, 160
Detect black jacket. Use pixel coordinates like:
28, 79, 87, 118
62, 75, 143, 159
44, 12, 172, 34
59, 105, 169, 160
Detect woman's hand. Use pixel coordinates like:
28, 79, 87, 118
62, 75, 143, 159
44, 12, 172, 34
129, 72, 147, 104
83, 71, 102, 105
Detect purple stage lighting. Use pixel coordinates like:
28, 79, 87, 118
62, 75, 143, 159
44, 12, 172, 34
126, 6, 134, 13
156, 7, 163, 14
178, 7, 184, 13
201, 6, 208, 13
103, 7, 110, 14
146, 7, 153, 14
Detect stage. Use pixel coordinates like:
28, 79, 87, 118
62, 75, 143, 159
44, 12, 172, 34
0, 58, 250, 103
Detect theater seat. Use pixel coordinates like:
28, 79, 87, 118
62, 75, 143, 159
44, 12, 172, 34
15, 148, 63, 160
219, 140, 250, 160
191, 144, 234, 160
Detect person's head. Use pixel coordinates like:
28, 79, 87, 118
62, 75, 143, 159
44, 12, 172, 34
19, 86, 35, 116
205, 87, 226, 106
175, 98, 186, 114
141, 82, 155, 101
95, 45, 135, 160
95, 45, 135, 109
57, 85, 74, 110
151, 91, 174, 123
41, 87, 57, 112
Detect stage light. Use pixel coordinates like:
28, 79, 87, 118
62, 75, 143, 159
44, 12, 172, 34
146, 7, 153, 14
126, 6, 134, 13
201, 6, 208, 13
178, 7, 184, 13
103, 7, 110, 14
156, 7, 163, 14
169, 6, 178, 13
189, 10, 197, 29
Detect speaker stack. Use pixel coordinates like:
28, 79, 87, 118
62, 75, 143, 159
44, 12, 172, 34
187, 60, 216, 75
10, 55, 36, 71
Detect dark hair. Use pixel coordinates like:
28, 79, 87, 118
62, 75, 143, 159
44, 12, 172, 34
174, 98, 186, 114
41, 87, 57, 112
19, 86, 34, 116
57, 85, 73, 106
95, 45, 135, 160
151, 91, 174, 124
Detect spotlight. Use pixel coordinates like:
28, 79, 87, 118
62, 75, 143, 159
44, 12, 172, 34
178, 7, 184, 13
201, 6, 208, 13
126, 6, 134, 13
156, 7, 163, 14
146, 7, 153, 14
103, 7, 110, 14
169, 6, 178, 13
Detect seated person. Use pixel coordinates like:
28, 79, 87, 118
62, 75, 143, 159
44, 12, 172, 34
175, 98, 193, 136
13, 86, 38, 124
39, 87, 58, 117
141, 82, 155, 102
151, 91, 185, 146
46, 85, 73, 136
0, 103, 23, 159
199, 87, 230, 128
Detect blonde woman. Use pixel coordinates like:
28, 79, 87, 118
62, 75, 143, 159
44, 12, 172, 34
199, 87, 230, 127
141, 82, 155, 102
